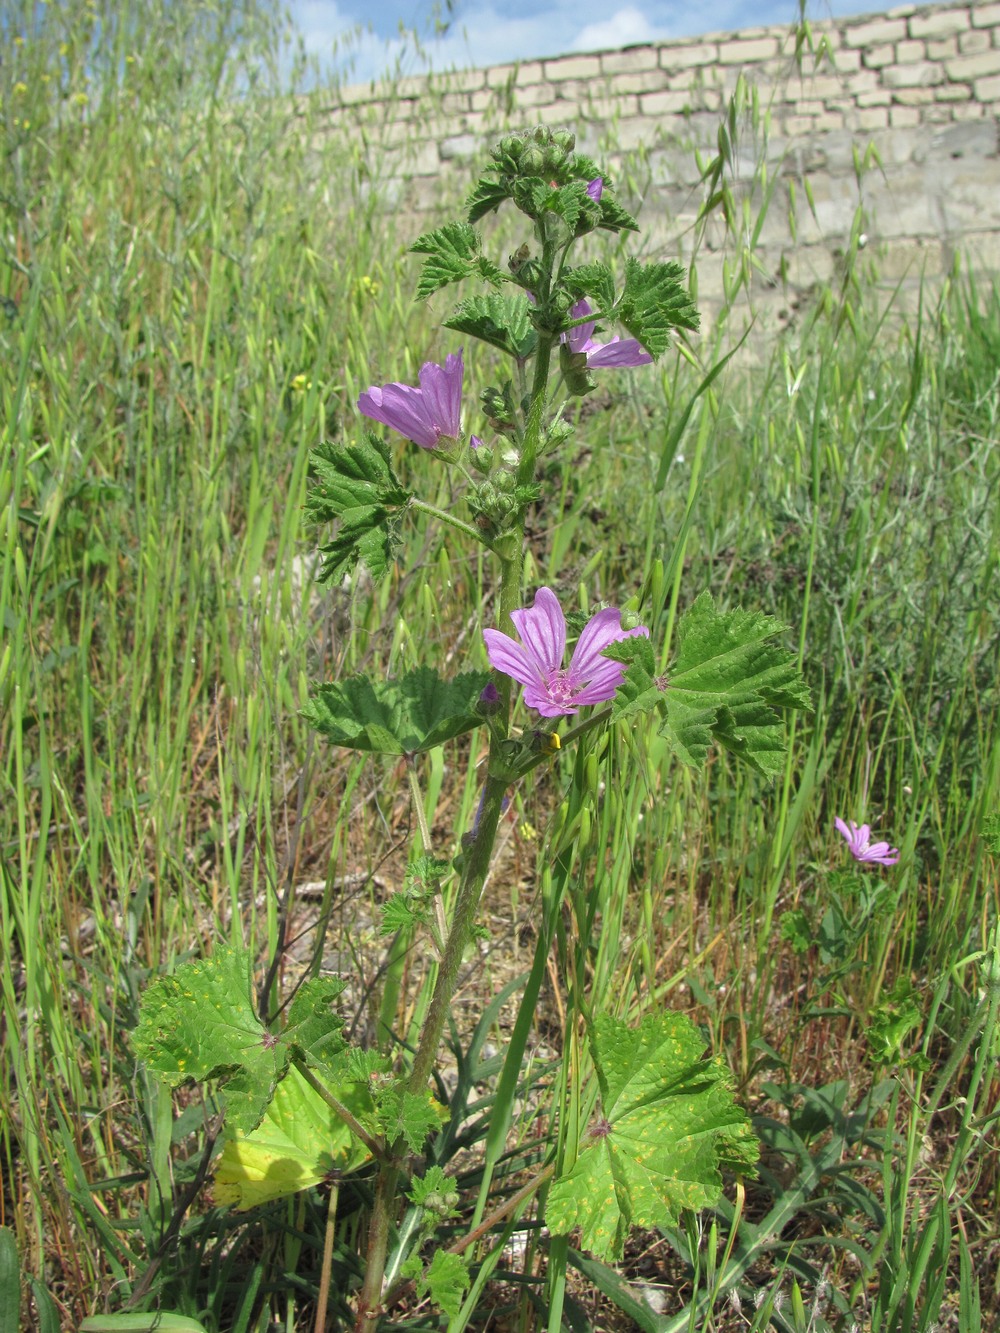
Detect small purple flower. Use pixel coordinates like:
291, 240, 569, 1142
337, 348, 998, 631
562, 299, 652, 369
484, 586, 648, 718
586, 177, 603, 201
358, 350, 463, 449
834, 817, 900, 866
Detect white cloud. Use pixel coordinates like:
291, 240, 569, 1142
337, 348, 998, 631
571, 5, 666, 51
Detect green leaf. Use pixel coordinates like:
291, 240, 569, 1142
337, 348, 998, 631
616, 257, 700, 358
131, 946, 286, 1134
303, 666, 490, 756
374, 1084, 447, 1153
546, 1012, 758, 1260
563, 262, 617, 314
610, 592, 810, 776
214, 1061, 372, 1210
79, 1318, 210, 1333
417, 1251, 470, 1319
284, 977, 349, 1071
410, 222, 486, 299
597, 193, 640, 233
444, 293, 537, 361
466, 178, 510, 224
0, 1226, 20, 1333
982, 812, 1000, 854
306, 435, 412, 585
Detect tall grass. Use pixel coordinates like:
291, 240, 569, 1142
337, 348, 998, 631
2, 0, 998, 1328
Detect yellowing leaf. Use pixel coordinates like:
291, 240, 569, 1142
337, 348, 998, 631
215, 1064, 372, 1211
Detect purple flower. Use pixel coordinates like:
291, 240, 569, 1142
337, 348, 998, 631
834, 817, 900, 866
562, 299, 652, 369
586, 177, 603, 201
484, 586, 648, 718
358, 350, 463, 449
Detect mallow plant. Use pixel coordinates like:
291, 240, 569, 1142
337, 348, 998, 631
132, 128, 811, 1330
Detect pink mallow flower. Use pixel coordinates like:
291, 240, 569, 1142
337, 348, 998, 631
562, 298, 652, 369
358, 350, 463, 449
834, 817, 900, 866
484, 586, 648, 718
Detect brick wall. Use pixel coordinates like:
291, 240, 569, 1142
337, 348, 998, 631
321, 1, 1000, 319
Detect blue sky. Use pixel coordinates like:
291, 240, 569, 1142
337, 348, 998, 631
288, 0, 890, 84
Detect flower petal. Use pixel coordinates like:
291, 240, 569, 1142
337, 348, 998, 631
563, 298, 596, 355
483, 629, 545, 689
570, 608, 648, 679
509, 587, 566, 675
585, 337, 653, 368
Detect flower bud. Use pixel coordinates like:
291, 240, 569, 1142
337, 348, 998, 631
520, 145, 545, 176
552, 129, 576, 154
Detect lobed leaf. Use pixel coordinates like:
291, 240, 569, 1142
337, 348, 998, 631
444, 293, 537, 361
410, 222, 485, 299
303, 666, 491, 755
546, 1012, 758, 1260
131, 946, 286, 1134
306, 435, 412, 585
214, 1062, 372, 1210
608, 592, 811, 776
616, 257, 700, 358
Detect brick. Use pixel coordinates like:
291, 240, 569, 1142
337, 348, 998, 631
613, 70, 668, 93
856, 105, 890, 128
927, 36, 960, 56
971, 2, 1000, 25
641, 89, 693, 113
909, 8, 971, 36
896, 38, 927, 61
945, 47, 1000, 75
833, 48, 863, 72
892, 85, 937, 101
800, 74, 844, 97
535, 101, 573, 124
717, 37, 780, 63
863, 42, 897, 66
487, 60, 544, 87
511, 82, 560, 108
815, 110, 846, 129
890, 105, 922, 124
951, 98, 986, 116
668, 66, 715, 89
783, 114, 818, 135
958, 27, 992, 50
882, 60, 945, 84
545, 54, 602, 80
935, 80, 974, 96
888, 3, 917, 14
602, 46, 659, 74
858, 88, 893, 105
848, 69, 882, 92
843, 18, 908, 46
661, 41, 718, 70
439, 134, 477, 160
975, 70, 1000, 93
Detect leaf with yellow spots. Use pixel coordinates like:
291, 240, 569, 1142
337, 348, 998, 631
214, 1062, 372, 1210
131, 945, 287, 1134
546, 1012, 758, 1260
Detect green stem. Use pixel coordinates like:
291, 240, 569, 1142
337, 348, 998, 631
355, 1161, 400, 1333
410, 497, 486, 546
293, 1059, 388, 1164
405, 756, 432, 853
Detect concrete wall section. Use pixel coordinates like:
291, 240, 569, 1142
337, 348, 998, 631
321, 2, 1000, 317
